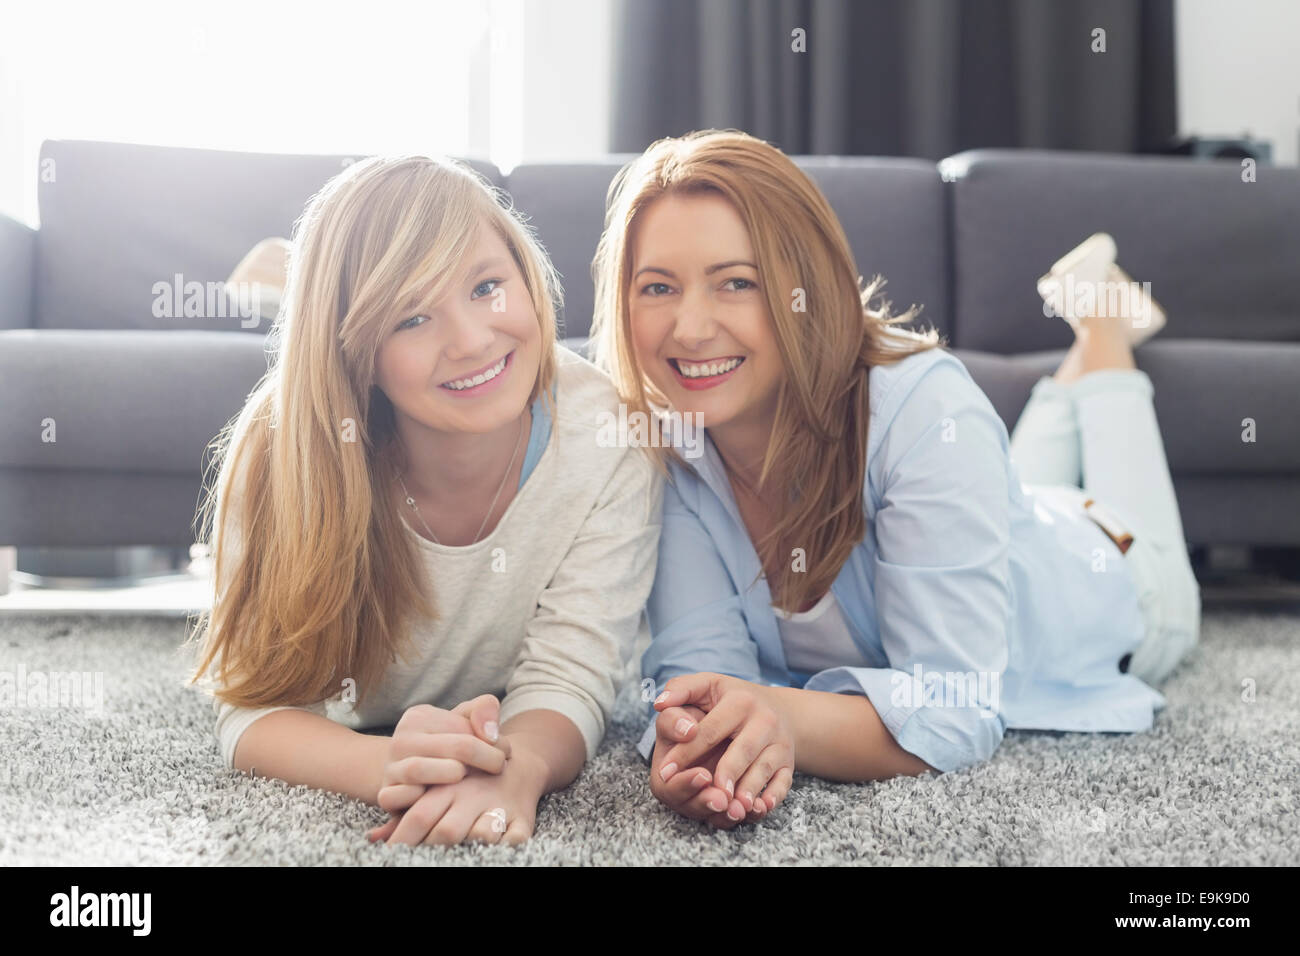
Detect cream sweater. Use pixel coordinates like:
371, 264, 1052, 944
205, 344, 664, 768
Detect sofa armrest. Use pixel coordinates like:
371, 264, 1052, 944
0, 212, 36, 330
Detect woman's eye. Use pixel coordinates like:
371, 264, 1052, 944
471, 278, 502, 299
724, 278, 756, 292
641, 282, 672, 296
397, 314, 429, 331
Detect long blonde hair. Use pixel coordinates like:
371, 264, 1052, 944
590, 129, 946, 614
186, 155, 562, 710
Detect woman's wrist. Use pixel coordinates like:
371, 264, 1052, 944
714, 677, 802, 758
751, 683, 801, 753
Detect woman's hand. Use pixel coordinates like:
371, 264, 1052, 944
366, 742, 547, 846
649, 705, 766, 828
652, 673, 795, 825
649, 704, 726, 823
376, 696, 512, 813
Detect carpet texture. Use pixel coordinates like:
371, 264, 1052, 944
0, 608, 1296, 866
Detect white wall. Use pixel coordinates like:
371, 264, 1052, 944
1176, 0, 1300, 165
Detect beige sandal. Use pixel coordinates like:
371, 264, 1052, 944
1038, 232, 1167, 347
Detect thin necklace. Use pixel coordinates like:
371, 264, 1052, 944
719, 446, 769, 506
398, 413, 526, 546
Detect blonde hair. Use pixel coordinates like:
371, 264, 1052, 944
590, 129, 946, 613
185, 155, 562, 710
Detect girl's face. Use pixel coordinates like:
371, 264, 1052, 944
375, 223, 541, 435
628, 192, 783, 432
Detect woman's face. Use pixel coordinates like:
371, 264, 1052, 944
374, 222, 541, 435
627, 191, 783, 433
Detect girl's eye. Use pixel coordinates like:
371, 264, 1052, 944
725, 278, 756, 292
396, 277, 503, 330
472, 278, 502, 299
641, 282, 672, 296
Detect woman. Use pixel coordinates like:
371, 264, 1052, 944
589, 129, 1200, 829
186, 155, 663, 846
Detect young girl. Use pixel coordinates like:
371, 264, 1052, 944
589, 129, 1200, 829
187, 155, 663, 846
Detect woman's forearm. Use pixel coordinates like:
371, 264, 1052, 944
758, 684, 937, 781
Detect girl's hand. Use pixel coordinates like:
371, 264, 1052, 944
654, 673, 795, 823
367, 744, 546, 846
377, 696, 512, 813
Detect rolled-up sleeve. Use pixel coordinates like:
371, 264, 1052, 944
498, 448, 664, 763
804, 361, 1011, 772
213, 697, 328, 770
635, 471, 764, 762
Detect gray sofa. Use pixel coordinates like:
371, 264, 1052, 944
1, 139, 1297, 557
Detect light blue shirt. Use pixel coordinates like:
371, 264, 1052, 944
636, 331, 1165, 772
516, 382, 555, 491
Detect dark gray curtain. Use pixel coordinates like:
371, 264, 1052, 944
610, 0, 1177, 157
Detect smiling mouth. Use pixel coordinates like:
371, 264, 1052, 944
669, 356, 745, 379
439, 350, 514, 391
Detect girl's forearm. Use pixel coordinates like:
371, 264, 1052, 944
233, 709, 390, 806
235, 707, 585, 808
758, 684, 938, 781
500, 709, 587, 795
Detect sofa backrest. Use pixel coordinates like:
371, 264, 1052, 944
941, 148, 1300, 353
33, 141, 955, 347
502, 160, 635, 345
506, 155, 953, 344
34, 140, 503, 333
38, 140, 1297, 354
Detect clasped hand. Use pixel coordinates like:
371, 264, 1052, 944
648, 673, 796, 829
365, 695, 538, 846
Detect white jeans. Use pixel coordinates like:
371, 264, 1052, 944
1008, 368, 1202, 686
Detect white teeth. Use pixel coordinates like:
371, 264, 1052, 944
676, 357, 742, 378
443, 354, 508, 390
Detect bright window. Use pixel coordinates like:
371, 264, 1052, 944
0, 0, 540, 226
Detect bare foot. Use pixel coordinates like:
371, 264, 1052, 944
1053, 320, 1136, 385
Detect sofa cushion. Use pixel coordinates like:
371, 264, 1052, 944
0, 329, 267, 474
952, 339, 1300, 474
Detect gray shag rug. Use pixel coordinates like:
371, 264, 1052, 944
1, 608, 1296, 866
